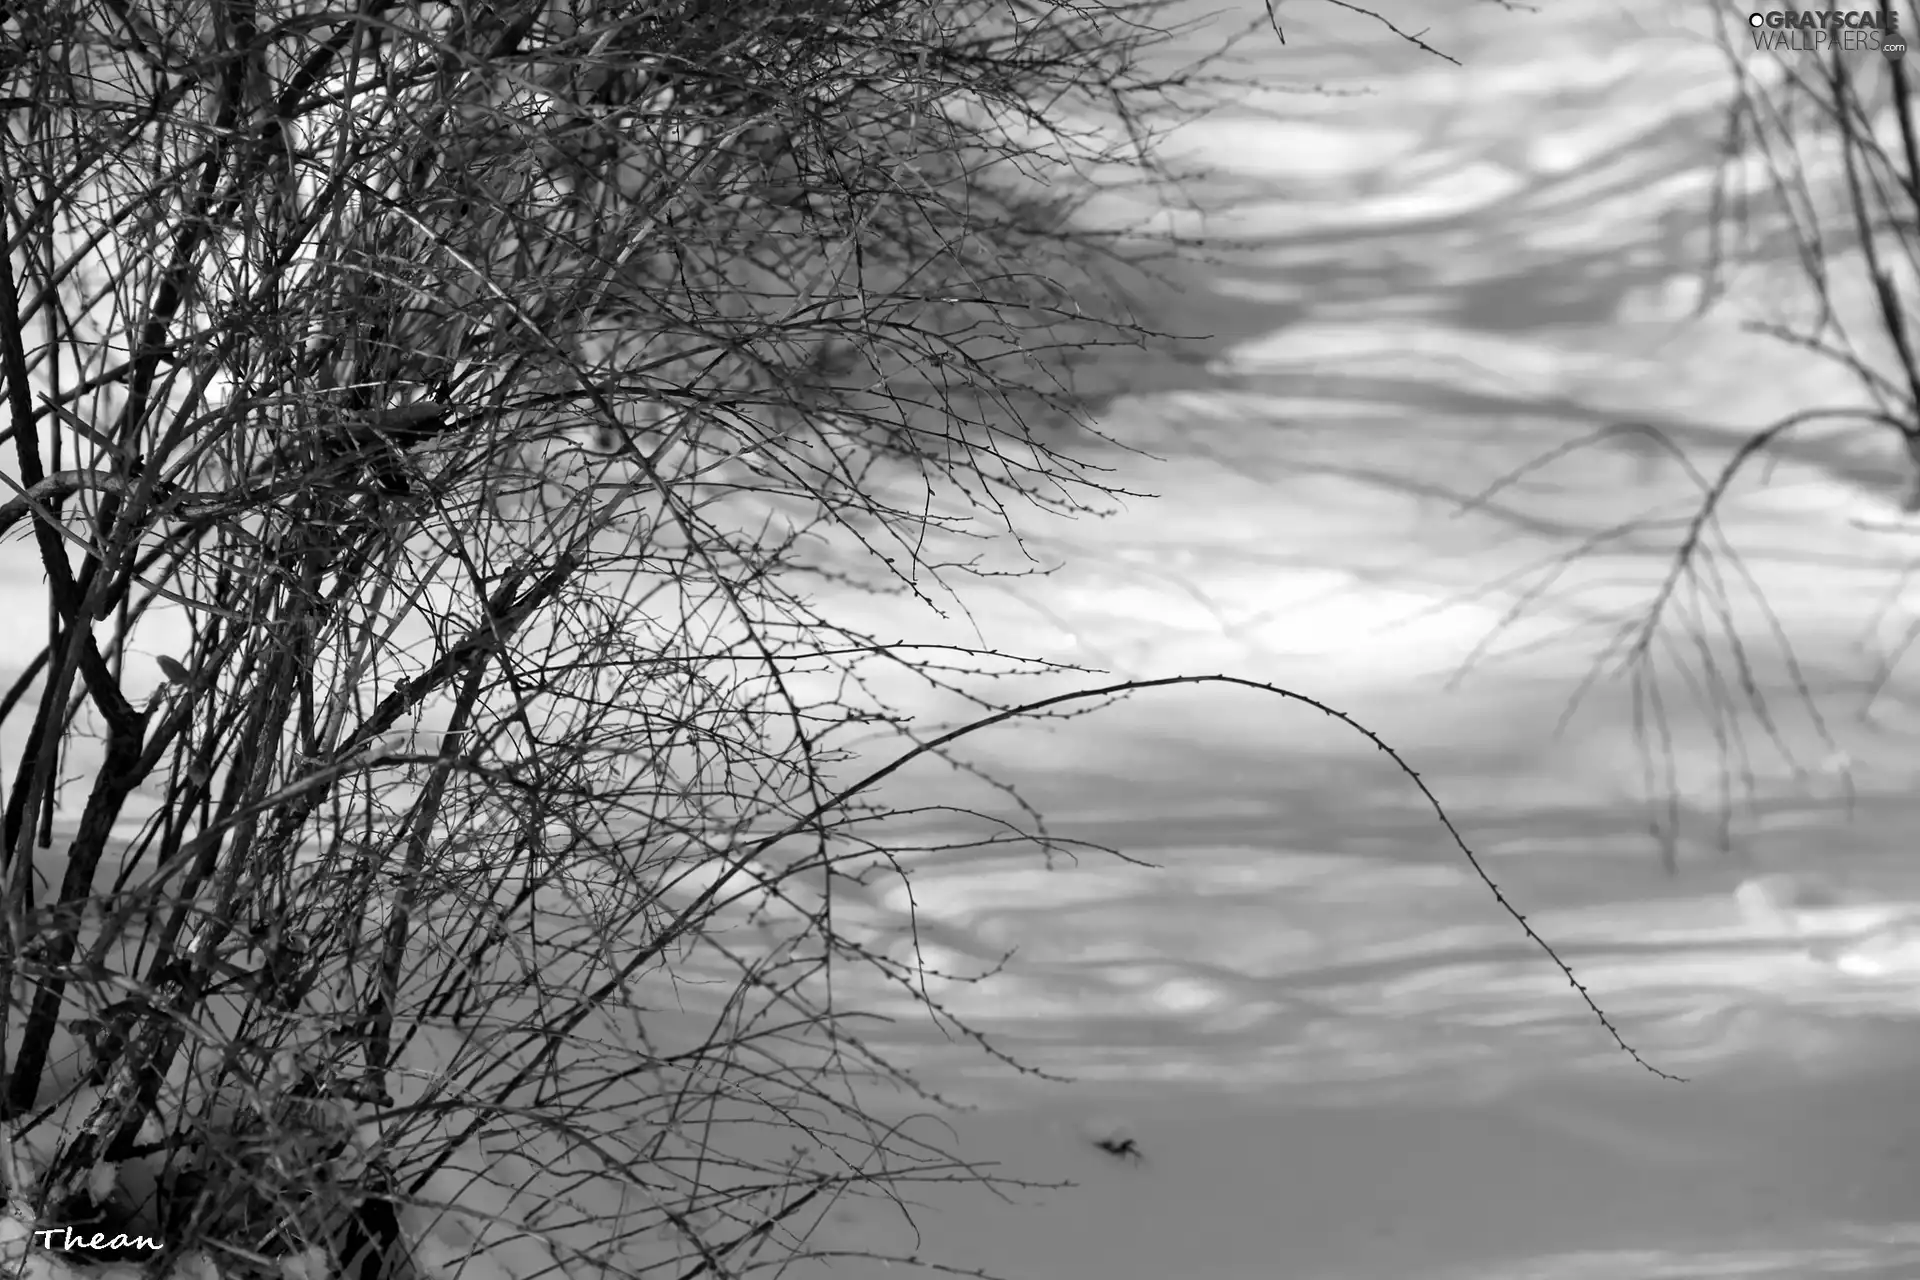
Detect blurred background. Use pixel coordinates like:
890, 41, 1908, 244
747, 2, 1920, 1276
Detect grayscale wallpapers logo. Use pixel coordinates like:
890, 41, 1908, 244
1749, 7, 1907, 57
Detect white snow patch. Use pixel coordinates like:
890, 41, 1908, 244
1819, 916, 1920, 977
1171, 120, 1420, 179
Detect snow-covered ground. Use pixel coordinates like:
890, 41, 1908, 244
11, 1, 1920, 1278
738, 3, 1920, 1277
